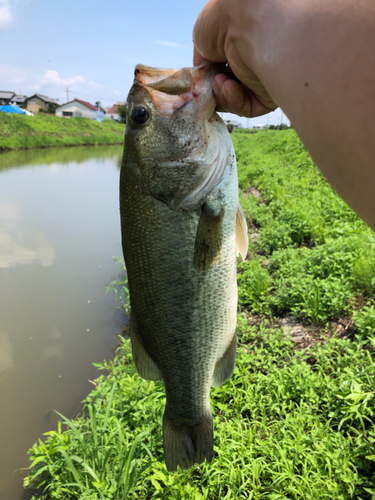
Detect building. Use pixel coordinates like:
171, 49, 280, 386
104, 103, 121, 121
11, 95, 28, 107
0, 91, 16, 105
253, 124, 267, 129
55, 99, 105, 119
224, 119, 243, 133
25, 94, 60, 114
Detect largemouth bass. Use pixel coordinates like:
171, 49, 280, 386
120, 61, 248, 471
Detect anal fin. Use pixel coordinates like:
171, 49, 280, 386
236, 203, 249, 260
193, 203, 224, 273
130, 313, 162, 381
212, 331, 237, 388
163, 411, 214, 471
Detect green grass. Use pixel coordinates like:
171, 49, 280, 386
234, 130, 375, 324
0, 113, 125, 151
24, 130, 375, 499
24, 331, 375, 499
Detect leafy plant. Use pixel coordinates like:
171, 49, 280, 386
25, 326, 375, 499
354, 304, 375, 345
106, 257, 130, 313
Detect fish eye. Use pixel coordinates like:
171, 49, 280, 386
131, 105, 150, 125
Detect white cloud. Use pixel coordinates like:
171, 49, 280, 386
0, 201, 55, 268
153, 40, 184, 49
41, 70, 85, 86
113, 90, 120, 95
0, 0, 14, 29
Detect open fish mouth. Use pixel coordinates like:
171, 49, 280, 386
132, 61, 219, 119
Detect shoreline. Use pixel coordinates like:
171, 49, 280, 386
0, 140, 124, 153
0, 113, 125, 153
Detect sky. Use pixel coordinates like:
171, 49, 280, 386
0, 0, 289, 127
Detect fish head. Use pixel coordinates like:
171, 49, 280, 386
123, 62, 229, 209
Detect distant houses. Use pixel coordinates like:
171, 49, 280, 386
0, 91, 20, 105
105, 103, 121, 121
1, 89, 123, 120
12, 95, 28, 107
224, 119, 243, 133
25, 94, 60, 114
55, 99, 106, 119
0, 90, 58, 113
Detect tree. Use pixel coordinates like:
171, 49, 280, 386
117, 103, 127, 124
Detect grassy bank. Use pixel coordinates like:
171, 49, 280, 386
0, 113, 125, 151
24, 130, 375, 499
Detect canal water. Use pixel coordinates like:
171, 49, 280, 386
0, 145, 127, 499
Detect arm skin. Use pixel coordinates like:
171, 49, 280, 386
193, 0, 375, 229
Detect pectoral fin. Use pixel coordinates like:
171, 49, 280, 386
236, 204, 248, 261
212, 330, 237, 388
193, 203, 224, 273
130, 314, 162, 381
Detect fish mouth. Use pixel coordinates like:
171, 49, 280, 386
133, 61, 219, 119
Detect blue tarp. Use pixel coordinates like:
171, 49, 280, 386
0, 104, 27, 114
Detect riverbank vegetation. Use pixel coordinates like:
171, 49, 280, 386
24, 130, 375, 499
0, 113, 125, 151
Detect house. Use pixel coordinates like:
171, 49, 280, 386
0, 91, 16, 105
224, 119, 243, 133
10, 95, 27, 108
25, 94, 60, 114
104, 103, 121, 121
253, 124, 267, 129
55, 99, 105, 119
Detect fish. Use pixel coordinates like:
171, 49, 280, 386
119, 61, 248, 471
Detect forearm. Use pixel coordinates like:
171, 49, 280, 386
253, 1, 375, 226
195, 0, 375, 228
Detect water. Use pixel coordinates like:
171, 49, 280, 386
0, 145, 127, 499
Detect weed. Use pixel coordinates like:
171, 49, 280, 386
25, 328, 375, 499
0, 113, 125, 151
106, 257, 130, 313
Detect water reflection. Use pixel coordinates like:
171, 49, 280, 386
0, 330, 15, 374
0, 201, 55, 268
0, 144, 123, 172
0, 145, 126, 499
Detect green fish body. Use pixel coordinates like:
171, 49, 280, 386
120, 62, 248, 471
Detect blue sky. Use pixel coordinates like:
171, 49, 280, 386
0, 0, 289, 127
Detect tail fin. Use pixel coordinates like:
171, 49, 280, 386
163, 412, 214, 471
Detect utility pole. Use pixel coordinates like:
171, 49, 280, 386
66, 87, 69, 103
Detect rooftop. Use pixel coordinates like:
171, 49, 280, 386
75, 99, 105, 112
106, 103, 120, 114
0, 91, 16, 100
26, 94, 60, 105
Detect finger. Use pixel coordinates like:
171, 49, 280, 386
193, 0, 227, 62
213, 74, 278, 118
193, 47, 205, 67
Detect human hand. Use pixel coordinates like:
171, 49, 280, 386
193, 0, 278, 117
